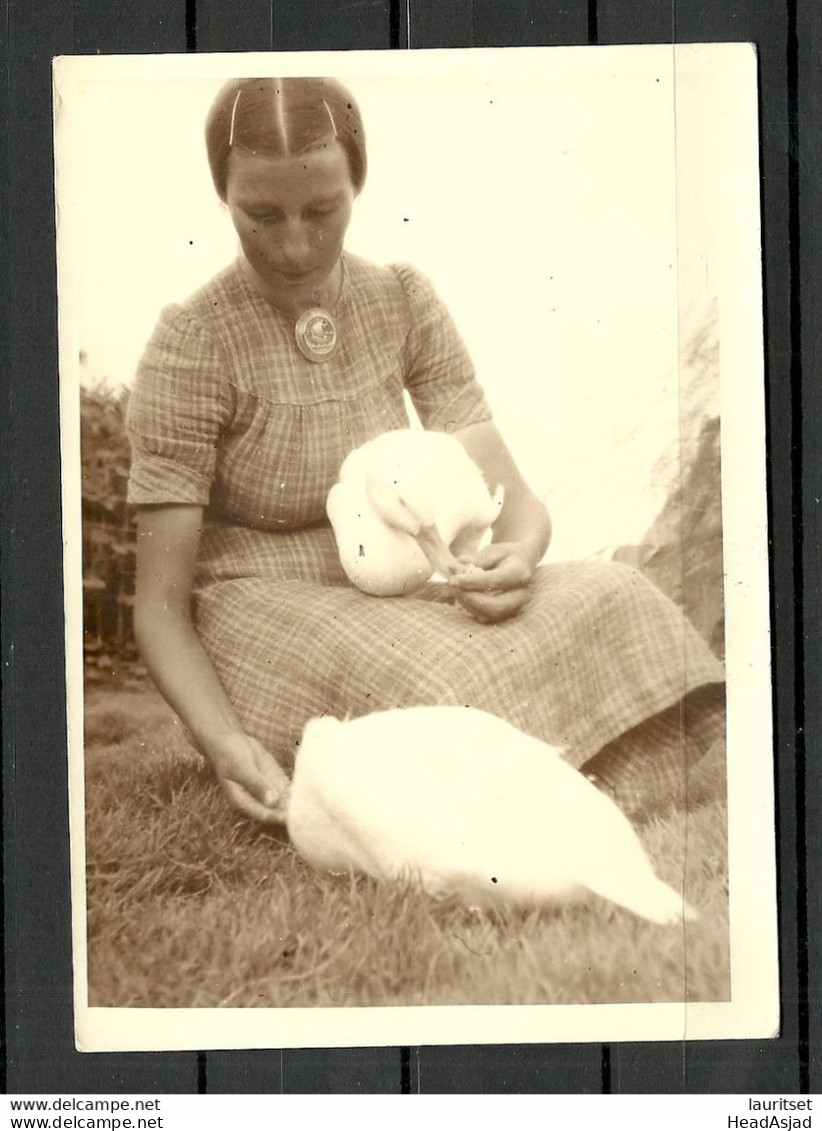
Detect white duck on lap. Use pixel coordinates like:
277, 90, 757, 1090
326, 428, 504, 596
287, 706, 697, 927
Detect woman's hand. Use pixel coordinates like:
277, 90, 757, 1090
135, 506, 291, 826
450, 420, 551, 624
450, 542, 535, 623
206, 731, 291, 824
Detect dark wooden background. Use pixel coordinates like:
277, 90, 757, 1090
3, 0, 819, 1095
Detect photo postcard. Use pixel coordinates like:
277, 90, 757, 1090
53, 43, 778, 1051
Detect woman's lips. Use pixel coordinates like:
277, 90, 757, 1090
274, 267, 315, 282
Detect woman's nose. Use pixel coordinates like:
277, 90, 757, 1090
274, 221, 311, 267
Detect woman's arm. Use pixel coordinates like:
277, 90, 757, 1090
451, 419, 552, 623
134, 504, 289, 822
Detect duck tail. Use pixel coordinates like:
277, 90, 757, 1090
586, 872, 698, 926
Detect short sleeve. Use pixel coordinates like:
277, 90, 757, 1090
391, 264, 492, 433
126, 306, 235, 506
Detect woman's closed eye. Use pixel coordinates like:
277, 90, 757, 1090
304, 197, 346, 222
248, 210, 283, 227
306, 206, 338, 220
249, 207, 338, 228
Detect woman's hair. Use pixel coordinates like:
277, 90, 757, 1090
206, 76, 367, 201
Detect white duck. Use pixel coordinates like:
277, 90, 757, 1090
287, 706, 697, 927
326, 429, 504, 596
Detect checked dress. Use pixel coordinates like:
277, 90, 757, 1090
127, 253, 724, 790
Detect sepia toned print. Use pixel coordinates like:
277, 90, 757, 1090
55, 45, 776, 1050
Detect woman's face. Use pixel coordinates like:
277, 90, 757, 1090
225, 140, 355, 311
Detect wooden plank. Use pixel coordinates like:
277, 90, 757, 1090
67, 0, 186, 53
270, 0, 392, 52
7, 1045, 200, 1098
470, 0, 590, 47
384, 0, 593, 50
205, 1050, 283, 1093
417, 1044, 603, 1094
196, 1048, 406, 1094
280, 1047, 402, 1092
597, 0, 674, 43
196, 0, 273, 53
799, 0, 822, 1094
610, 1047, 684, 1094
405, 1, 474, 48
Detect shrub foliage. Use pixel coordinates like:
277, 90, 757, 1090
81, 383, 137, 669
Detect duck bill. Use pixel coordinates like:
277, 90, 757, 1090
415, 523, 464, 581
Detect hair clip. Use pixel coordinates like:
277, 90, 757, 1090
228, 88, 242, 148
322, 99, 338, 139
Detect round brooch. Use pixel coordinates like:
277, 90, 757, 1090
294, 307, 338, 363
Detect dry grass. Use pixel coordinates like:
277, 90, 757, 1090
83, 680, 730, 1009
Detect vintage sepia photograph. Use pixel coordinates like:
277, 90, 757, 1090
55, 45, 776, 1051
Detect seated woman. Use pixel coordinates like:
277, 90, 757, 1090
127, 76, 725, 825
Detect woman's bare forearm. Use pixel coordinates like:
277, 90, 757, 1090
133, 505, 288, 820
134, 598, 243, 755
491, 485, 551, 569
135, 589, 290, 820
134, 505, 241, 756
454, 419, 552, 568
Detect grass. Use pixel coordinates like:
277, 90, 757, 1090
83, 678, 730, 1009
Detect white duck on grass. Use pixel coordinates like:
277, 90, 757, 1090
287, 705, 697, 927
326, 428, 504, 596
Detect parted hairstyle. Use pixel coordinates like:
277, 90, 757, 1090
205, 76, 368, 202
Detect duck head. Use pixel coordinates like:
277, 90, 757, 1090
363, 472, 467, 580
